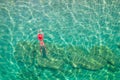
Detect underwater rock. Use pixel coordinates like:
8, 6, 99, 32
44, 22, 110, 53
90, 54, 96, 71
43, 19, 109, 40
14, 41, 66, 71
36, 56, 64, 70
90, 46, 120, 68
45, 43, 66, 60
14, 41, 39, 65
66, 45, 107, 71
14, 41, 119, 72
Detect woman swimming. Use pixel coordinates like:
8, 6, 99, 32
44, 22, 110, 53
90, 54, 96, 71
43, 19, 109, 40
37, 29, 47, 58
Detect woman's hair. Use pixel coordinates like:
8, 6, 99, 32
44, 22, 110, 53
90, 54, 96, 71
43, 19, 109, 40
38, 29, 42, 33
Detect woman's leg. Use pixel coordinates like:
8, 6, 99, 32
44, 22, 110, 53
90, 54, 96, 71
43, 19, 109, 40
41, 46, 47, 58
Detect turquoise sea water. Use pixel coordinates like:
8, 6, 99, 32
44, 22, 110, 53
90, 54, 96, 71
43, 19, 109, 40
0, 0, 120, 80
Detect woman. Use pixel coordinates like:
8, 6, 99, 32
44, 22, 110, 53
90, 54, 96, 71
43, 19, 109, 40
37, 29, 47, 58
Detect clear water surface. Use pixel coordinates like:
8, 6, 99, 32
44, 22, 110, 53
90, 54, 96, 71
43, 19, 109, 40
0, 0, 120, 80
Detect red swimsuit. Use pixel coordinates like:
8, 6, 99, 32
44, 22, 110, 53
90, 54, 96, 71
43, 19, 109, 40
38, 34, 44, 41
